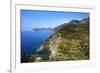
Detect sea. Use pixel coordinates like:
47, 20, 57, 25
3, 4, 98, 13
21, 29, 53, 56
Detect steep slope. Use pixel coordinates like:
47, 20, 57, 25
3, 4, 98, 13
54, 23, 89, 61
30, 17, 89, 62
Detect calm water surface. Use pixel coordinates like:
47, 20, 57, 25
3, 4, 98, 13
21, 30, 53, 56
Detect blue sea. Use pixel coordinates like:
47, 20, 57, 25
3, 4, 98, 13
21, 29, 53, 56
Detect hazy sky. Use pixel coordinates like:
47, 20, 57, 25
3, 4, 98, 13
21, 10, 89, 31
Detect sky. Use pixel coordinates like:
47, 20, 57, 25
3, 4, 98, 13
21, 10, 89, 31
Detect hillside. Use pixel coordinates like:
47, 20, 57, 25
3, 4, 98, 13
53, 24, 89, 60
29, 17, 90, 62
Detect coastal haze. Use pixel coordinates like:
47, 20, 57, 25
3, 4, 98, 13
21, 9, 89, 63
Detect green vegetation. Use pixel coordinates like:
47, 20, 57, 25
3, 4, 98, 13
29, 55, 36, 62
21, 18, 90, 62
53, 23, 89, 61
21, 55, 30, 63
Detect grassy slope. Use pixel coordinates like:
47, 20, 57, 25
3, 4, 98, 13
52, 23, 89, 61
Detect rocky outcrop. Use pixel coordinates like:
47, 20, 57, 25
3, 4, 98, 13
36, 33, 61, 60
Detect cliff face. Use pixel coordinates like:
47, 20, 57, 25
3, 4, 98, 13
36, 33, 61, 61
